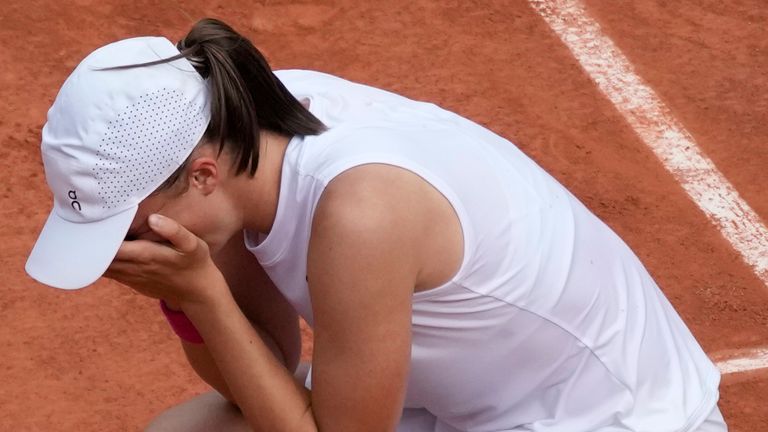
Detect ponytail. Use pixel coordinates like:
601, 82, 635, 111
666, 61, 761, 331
104, 18, 326, 186
176, 18, 326, 176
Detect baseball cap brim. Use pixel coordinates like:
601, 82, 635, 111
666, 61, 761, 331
25, 205, 138, 290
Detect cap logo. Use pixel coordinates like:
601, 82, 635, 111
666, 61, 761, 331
68, 190, 82, 212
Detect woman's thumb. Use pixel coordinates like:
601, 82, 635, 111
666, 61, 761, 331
148, 214, 197, 253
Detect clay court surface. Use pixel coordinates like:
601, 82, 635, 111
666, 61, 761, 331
1, 0, 766, 430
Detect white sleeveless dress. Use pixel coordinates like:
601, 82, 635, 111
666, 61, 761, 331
243, 70, 722, 431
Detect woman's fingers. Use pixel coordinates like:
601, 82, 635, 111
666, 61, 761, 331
114, 239, 185, 265
114, 216, 205, 266
147, 214, 199, 254
104, 216, 217, 303
104, 260, 140, 284
105, 260, 162, 296
105, 259, 129, 275
114, 239, 152, 261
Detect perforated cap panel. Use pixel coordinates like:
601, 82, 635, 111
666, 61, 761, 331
93, 87, 208, 210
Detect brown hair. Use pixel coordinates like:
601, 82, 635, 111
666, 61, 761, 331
109, 18, 326, 190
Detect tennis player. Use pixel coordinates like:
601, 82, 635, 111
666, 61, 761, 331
26, 18, 727, 432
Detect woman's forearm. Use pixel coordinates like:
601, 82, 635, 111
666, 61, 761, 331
182, 341, 236, 402
181, 322, 285, 404
182, 283, 318, 432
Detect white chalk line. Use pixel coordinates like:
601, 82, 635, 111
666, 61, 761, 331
529, 0, 768, 289
714, 348, 768, 375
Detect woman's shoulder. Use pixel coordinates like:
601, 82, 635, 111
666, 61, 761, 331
274, 69, 362, 95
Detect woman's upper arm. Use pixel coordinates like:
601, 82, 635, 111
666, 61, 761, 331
307, 165, 425, 431
211, 232, 302, 372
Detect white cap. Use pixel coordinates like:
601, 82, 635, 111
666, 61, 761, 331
25, 37, 211, 290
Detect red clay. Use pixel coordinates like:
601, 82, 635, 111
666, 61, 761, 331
1, 0, 765, 430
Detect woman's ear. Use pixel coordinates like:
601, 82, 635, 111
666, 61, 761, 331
187, 156, 220, 195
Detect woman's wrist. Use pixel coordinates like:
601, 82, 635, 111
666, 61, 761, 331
178, 268, 231, 315
175, 264, 229, 310
160, 299, 204, 344
160, 269, 231, 344
181, 285, 237, 324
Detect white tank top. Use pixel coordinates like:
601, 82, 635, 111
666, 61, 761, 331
244, 70, 721, 431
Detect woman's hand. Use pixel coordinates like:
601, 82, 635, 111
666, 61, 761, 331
104, 214, 226, 309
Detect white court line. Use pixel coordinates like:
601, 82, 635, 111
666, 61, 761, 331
529, 0, 768, 290
714, 348, 768, 375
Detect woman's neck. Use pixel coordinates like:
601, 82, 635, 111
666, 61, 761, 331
237, 131, 292, 235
